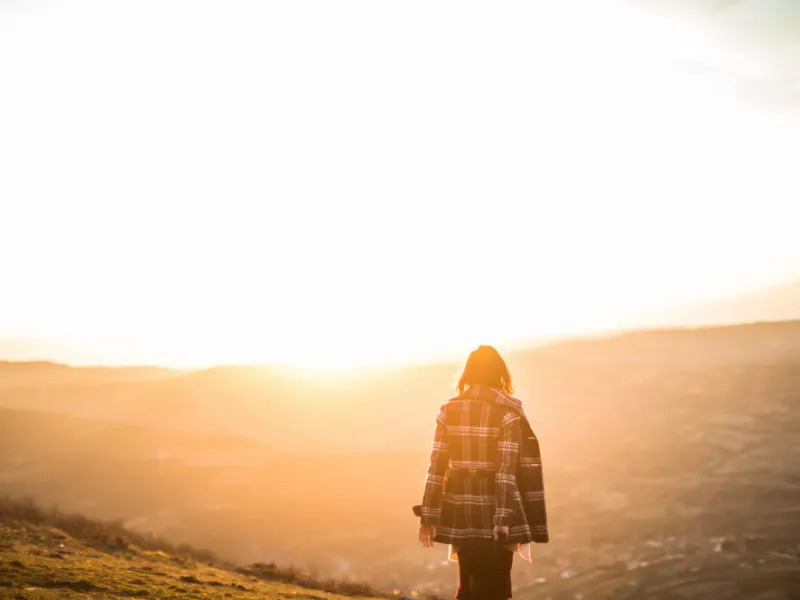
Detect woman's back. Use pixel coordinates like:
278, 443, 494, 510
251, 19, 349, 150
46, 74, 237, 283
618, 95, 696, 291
420, 384, 534, 545
439, 393, 518, 471
416, 346, 548, 600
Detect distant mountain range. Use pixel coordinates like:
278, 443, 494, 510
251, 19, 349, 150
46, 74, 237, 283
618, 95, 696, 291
655, 280, 800, 328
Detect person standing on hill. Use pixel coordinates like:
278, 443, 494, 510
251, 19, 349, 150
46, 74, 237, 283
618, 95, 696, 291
416, 345, 549, 600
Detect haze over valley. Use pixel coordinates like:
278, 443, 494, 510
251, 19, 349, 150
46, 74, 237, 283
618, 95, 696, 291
3, 313, 800, 598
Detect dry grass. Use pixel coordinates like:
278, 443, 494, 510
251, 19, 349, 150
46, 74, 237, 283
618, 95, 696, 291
0, 497, 388, 600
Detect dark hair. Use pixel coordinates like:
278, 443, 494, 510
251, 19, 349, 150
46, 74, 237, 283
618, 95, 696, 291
457, 345, 514, 395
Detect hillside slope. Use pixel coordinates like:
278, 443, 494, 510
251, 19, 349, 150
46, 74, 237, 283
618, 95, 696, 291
0, 498, 385, 600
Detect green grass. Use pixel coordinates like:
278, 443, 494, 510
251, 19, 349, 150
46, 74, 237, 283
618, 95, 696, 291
0, 498, 387, 600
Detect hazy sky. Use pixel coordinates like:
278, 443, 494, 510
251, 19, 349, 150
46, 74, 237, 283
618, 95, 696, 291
1, 0, 799, 367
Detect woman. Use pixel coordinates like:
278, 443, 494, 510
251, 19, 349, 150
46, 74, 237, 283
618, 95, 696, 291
417, 345, 548, 600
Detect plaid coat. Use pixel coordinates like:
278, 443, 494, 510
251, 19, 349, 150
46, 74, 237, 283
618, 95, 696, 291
419, 385, 548, 545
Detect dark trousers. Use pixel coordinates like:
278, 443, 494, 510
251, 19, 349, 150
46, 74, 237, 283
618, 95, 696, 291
455, 540, 514, 600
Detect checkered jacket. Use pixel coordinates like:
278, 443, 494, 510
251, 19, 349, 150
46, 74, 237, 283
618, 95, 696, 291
419, 385, 548, 545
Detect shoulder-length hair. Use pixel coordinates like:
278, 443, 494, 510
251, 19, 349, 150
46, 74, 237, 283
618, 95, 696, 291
457, 345, 514, 395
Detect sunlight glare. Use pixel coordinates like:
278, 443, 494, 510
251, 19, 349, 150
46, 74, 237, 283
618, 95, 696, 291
1, 0, 799, 367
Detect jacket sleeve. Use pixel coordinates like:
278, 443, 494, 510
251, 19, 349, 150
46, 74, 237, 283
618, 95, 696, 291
420, 408, 450, 527
519, 418, 549, 542
494, 411, 522, 527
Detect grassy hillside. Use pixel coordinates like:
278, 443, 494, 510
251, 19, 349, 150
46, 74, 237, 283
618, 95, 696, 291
0, 498, 386, 600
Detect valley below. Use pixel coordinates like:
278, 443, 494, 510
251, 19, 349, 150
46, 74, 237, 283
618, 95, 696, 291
2, 321, 800, 599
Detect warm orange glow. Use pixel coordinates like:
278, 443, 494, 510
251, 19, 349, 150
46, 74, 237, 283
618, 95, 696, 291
1, 1, 798, 598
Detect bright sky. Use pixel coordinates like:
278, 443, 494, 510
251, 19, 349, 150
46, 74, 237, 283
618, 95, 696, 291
1, 0, 799, 367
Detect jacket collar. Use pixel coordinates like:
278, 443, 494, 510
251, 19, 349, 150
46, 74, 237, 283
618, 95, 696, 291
456, 384, 525, 417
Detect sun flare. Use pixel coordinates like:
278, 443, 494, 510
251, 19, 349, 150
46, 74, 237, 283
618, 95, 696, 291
1, 0, 799, 368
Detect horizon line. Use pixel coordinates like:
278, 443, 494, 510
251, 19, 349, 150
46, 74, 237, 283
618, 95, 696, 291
3, 317, 799, 372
